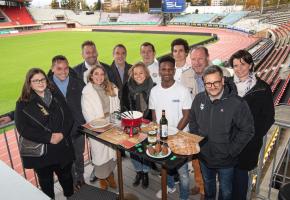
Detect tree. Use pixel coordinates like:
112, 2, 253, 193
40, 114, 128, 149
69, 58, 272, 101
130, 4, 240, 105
61, 0, 69, 8
130, 0, 148, 12
51, 0, 59, 9
93, 0, 102, 11
67, 0, 76, 9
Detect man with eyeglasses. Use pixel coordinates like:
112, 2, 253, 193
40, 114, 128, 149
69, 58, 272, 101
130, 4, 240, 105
189, 65, 254, 200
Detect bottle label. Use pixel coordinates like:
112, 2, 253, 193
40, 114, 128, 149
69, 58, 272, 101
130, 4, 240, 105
161, 125, 168, 137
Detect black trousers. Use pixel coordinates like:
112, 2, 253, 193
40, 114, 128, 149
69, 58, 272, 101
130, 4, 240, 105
71, 135, 85, 183
232, 167, 249, 200
35, 162, 74, 199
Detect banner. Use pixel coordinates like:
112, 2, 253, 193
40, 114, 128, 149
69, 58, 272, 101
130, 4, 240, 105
162, 0, 185, 13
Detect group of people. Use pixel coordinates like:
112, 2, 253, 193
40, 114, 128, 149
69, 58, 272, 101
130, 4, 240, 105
0, 38, 275, 200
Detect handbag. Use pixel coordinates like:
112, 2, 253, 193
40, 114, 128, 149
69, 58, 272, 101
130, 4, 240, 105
19, 109, 52, 157
19, 136, 47, 157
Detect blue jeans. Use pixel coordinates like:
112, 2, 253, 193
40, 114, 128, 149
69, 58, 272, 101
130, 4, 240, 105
200, 161, 234, 200
130, 154, 150, 173
168, 163, 189, 200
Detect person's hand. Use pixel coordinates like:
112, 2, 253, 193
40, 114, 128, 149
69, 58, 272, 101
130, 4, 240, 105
50, 133, 64, 144
0, 116, 12, 125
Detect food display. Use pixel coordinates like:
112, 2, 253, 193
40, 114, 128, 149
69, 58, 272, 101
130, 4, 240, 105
146, 143, 171, 158
167, 137, 200, 155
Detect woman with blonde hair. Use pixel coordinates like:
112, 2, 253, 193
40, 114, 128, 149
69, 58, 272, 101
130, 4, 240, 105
121, 62, 155, 189
81, 65, 119, 190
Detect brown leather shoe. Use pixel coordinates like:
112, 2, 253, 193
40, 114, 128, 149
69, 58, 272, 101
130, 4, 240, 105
191, 186, 200, 195
200, 193, 205, 200
99, 179, 108, 190
106, 173, 117, 189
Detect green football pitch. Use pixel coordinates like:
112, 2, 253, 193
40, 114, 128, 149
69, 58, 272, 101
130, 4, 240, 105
0, 31, 211, 114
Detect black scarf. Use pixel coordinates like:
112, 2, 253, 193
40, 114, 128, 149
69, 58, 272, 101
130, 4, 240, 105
125, 77, 154, 117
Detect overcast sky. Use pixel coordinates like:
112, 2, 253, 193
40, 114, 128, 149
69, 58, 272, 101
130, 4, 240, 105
31, 0, 98, 7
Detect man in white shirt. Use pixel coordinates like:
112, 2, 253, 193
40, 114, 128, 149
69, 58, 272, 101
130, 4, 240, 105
149, 56, 191, 200
171, 38, 191, 82
140, 42, 160, 84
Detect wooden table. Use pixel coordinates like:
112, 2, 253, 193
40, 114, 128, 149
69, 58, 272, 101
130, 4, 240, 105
80, 126, 192, 200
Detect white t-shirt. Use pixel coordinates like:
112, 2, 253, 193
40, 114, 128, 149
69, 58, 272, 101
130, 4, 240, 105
147, 59, 160, 84
83, 61, 93, 84
149, 82, 192, 131
174, 63, 191, 82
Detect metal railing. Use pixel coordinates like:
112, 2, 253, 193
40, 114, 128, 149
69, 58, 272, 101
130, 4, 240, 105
0, 121, 91, 187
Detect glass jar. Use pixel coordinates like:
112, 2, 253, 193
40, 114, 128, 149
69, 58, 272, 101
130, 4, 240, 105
148, 130, 157, 145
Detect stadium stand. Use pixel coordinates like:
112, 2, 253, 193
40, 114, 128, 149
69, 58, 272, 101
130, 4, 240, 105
251, 38, 275, 63
169, 13, 216, 24
28, 8, 161, 25
117, 13, 161, 24
218, 11, 249, 25
252, 22, 290, 105
0, 6, 34, 25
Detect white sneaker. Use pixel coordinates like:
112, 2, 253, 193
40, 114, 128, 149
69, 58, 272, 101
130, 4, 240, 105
156, 186, 176, 199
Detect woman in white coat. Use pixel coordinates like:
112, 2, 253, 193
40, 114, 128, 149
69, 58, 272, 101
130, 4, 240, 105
81, 65, 120, 190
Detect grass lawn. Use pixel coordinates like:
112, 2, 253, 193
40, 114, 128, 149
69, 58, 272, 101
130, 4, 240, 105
0, 31, 211, 114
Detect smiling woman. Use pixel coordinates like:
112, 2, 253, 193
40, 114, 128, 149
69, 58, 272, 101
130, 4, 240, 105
0, 31, 211, 114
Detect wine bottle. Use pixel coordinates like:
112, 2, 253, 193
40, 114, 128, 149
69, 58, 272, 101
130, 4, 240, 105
159, 110, 168, 141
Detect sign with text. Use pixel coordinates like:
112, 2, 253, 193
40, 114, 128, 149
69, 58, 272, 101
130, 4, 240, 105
162, 0, 185, 13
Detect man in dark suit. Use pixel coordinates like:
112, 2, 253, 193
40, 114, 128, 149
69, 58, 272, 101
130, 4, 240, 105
110, 44, 132, 97
48, 55, 86, 191
73, 40, 114, 84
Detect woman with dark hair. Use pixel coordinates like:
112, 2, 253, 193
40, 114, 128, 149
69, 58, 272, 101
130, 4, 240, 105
121, 62, 155, 189
15, 68, 75, 199
81, 65, 119, 190
229, 50, 275, 200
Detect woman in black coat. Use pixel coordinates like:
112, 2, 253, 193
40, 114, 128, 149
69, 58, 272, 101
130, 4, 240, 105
120, 62, 155, 189
229, 50, 275, 200
15, 68, 75, 199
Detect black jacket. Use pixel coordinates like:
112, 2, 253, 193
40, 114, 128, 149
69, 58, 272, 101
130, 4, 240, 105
110, 61, 132, 90
47, 68, 86, 138
73, 61, 115, 84
120, 78, 155, 120
15, 91, 74, 169
229, 77, 275, 170
1, 111, 14, 121
189, 84, 255, 168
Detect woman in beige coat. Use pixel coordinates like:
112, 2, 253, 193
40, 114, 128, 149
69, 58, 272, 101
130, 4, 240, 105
81, 65, 120, 190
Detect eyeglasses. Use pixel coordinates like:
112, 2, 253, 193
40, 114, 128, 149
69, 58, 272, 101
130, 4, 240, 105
31, 78, 47, 84
204, 80, 222, 88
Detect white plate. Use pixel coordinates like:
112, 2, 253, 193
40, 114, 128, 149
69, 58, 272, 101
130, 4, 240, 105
89, 119, 110, 128
146, 146, 171, 159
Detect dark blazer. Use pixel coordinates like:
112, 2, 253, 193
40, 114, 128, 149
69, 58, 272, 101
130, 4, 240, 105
230, 77, 275, 170
110, 61, 132, 90
189, 84, 254, 168
73, 61, 115, 84
15, 91, 74, 169
47, 68, 86, 138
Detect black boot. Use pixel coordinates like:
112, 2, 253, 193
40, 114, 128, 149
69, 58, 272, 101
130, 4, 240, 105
142, 172, 149, 189
133, 172, 142, 187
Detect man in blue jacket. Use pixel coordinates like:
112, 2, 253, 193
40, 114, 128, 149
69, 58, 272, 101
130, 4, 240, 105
189, 65, 254, 200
